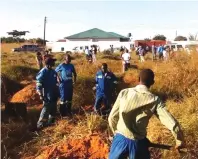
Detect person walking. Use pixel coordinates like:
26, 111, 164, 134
138, 46, 145, 62
92, 45, 97, 63
163, 46, 169, 61
85, 46, 92, 63
36, 57, 59, 129
157, 45, 163, 60
151, 45, 156, 61
55, 54, 77, 117
110, 45, 114, 54
108, 69, 185, 159
121, 49, 131, 72
120, 46, 124, 56
36, 52, 43, 70
93, 63, 118, 115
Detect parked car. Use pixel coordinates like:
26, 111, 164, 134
12, 44, 43, 52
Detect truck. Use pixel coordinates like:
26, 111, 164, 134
134, 40, 166, 51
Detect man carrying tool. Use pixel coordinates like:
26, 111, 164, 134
93, 63, 118, 115
55, 54, 77, 117
108, 69, 185, 159
36, 57, 59, 129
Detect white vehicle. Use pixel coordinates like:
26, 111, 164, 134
169, 44, 183, 51
168, 41, 198, 52
72, 46, 85, 53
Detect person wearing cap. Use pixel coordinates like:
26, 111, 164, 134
108, 69, 185, 159
93, 63, 118, 115
36, 57, 59, 129
55, 54, 77, 117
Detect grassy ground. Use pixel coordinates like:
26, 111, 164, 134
1, 43, 198, 159
1, 43, 23, 53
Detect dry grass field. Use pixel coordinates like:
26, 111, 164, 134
1, 43, 23, 53
1, 43, 198, 159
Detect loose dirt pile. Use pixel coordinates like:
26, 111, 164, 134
1, 73, 22, 104
36, 134, 109, 159
10, 83, 41, 106
123, 71, 138, 85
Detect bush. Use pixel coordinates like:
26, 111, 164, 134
73, 76, 95, 108
1, 65, 39, 81
152, 53, 198, 98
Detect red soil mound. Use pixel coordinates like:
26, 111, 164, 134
10, 83, 41, 106
123, 72, 138, 85
36, 134, 109, 159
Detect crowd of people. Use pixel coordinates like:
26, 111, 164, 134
36, 54, 118, 129
85, 45, 98, 63
34, 48, 185, 159
136, 44, 173, 62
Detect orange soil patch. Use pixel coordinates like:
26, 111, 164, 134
123, 72, 138, 85
36, 134, 109, 159
82, 105, 94, 113
10, 83, 41, 106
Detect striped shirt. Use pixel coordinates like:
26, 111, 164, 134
108, 85, 183, 145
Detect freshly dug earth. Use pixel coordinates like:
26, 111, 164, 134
10, 83, 41, 106
36, 134, 109, 159
1, 73, 22, 104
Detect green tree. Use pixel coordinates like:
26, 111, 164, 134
36, 38, 48, 45
1, 37, 25, 43
189, 33, 198, 41
153, 34, 166, 41
6, 30, 29, 43
144, 38, 151, 41
174, 36, 187, 41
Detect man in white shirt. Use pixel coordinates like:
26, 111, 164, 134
121, 49, 131, 73
108, 69, 185, 159
85, 46, 92, 62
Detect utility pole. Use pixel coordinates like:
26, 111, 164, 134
43, 16, 47, 46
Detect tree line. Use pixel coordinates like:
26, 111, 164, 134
1, 37, 48, 45
143, 34, 198, 41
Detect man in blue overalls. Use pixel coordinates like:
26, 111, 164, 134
36, 57, 59, 129
94, 63, 118, 115
55, 54, 77, 117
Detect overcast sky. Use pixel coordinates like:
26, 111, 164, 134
1, 0, 198, 41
